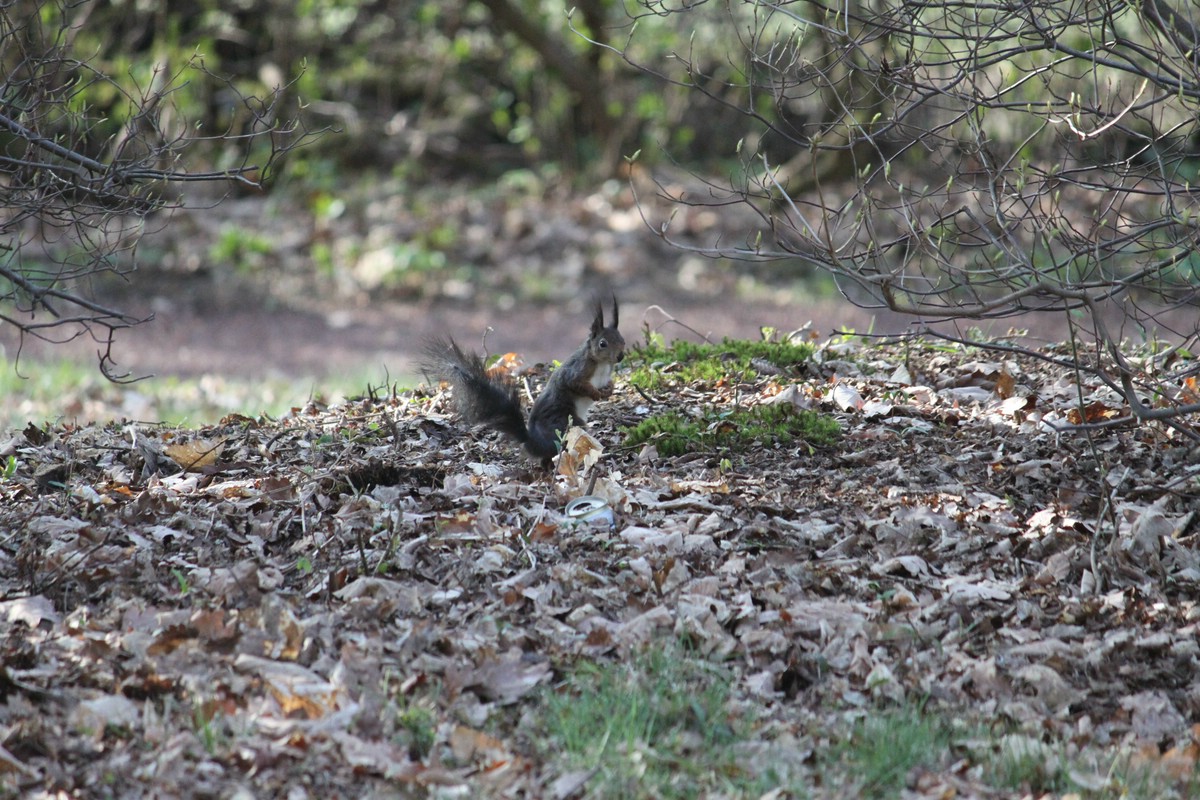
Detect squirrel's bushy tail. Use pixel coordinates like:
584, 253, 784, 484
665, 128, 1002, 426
421, 337, 557, 459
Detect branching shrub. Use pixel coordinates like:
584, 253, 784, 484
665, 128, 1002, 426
0, 0, 313, 378
611, 0, 1200, 438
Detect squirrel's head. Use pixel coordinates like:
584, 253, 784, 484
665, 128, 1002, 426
590, 296, 626, 363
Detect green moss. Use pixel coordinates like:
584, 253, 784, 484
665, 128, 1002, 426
623, 402, 838, 457
622, 411, 702, 457
626, 336, 815, 392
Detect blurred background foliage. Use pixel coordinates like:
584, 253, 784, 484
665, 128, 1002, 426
37, 0, 763, 182
42, 0, 1199, 204
9, 0, 1200, 309
0, 0, 819, 318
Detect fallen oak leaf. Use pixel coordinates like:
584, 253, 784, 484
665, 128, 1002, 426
942, 575, 1014, 604
234, 653, 343, 720
449, 724, 518, 769
71, 694, 141, 737
861, 399, 894, 419
332, 731, 417, 778
1158, 742, 1200, 780
550, 770, 594, 800
527, 520, 558, 542
259, 475, 297, 502
486, 351, 523, 379
1181, 375, 1200, 404
1122, 690, 1189, 743
120, 671, 178, 700
873, 554, 933, 579
1065, 400, 1122, 425
192, 608, 240, 646
1000, 395, 1035, 417
146, 623, 196, 656
0, 595, 60, 628
994, 369, 1017, 399
584, 627, 614, 650
764, 383, 813, 410
557, 427, 602, 480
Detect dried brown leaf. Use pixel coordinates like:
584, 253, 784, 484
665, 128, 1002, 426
164, 436, 227, 471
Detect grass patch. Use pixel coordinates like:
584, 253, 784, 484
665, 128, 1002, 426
979, 732, 1198, 799
831, 704, 960, 798
0, 356, 394, 433
623, 402, 839, 457
824, 700, 1200, 800
627, 335, 815, 392
538, 644, 801, 799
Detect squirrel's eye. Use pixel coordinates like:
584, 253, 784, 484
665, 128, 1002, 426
599, 339, 608, 349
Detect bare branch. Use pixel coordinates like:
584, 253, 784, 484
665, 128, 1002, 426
0, 0, 320, 378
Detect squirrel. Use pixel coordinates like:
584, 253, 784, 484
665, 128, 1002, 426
422, 298, 626, 463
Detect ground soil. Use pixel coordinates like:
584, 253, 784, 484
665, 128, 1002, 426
6, 267, 1103, 392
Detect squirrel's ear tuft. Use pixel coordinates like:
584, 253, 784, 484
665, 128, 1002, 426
592, 298, 605, 334
610, 294, 619, 329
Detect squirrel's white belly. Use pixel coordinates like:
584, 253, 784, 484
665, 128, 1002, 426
592, 362, 613, 389
572, 362, 613, 423
574, 397, 597, 422
577, 362, 612, 423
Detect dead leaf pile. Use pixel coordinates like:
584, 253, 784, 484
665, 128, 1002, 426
0, 337, 1197, 797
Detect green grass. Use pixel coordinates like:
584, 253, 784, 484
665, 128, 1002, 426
623, 402, 839, 457
537, 653, 1198, 799
823, 700, 1199, 799
0, 356, 395, 433
621, 334, 838, 458
396, 704, 438, 760
208, 225, 277, 275
538, 644, 803, 799
978, 731, 1198, 799
832, 704, 961, 798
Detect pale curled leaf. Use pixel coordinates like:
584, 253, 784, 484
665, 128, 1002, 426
164, 436, 227, 471
1122, 691, 1189, 742
873, 554, 932, 579
0, 595, 59, 627
764, 383, 812, 409
942, 576, 1014, 604
234, 654, 344, 720
557, 426, 602, 480
450, 651, 551, 704
832, 382, 864, 411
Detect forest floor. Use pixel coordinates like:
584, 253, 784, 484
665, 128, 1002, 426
2, 328, 1199, 799
2, 175, 1200, 798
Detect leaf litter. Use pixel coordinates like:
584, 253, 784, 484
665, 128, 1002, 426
1, 336, 1198, 797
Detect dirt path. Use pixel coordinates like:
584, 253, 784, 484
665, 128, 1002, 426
3, 291, 936, 383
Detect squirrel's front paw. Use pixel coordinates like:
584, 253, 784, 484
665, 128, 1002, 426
597, 384, 614, 399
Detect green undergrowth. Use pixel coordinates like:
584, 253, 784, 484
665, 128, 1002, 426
831, 703, 962, 798
626, 334, 815, 392
623, 402, 839, 457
